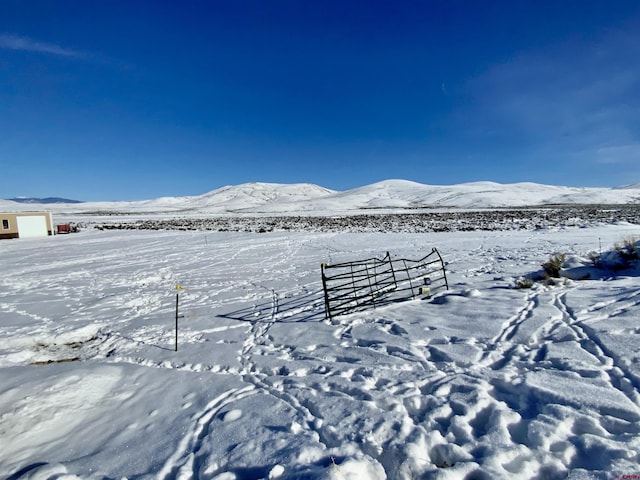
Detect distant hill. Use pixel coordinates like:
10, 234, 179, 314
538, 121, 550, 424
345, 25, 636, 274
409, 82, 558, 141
3, 180, 639, 215
7, 197, 84, 204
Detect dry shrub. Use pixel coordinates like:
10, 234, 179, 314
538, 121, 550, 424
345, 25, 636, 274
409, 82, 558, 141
542, 252, 566, 278
615, 236, 638, 261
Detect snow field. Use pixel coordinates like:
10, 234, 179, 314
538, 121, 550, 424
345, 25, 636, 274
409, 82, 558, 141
1, 225, 639, 479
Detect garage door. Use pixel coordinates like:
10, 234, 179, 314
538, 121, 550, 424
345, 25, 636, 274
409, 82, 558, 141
17, 215, 48, 238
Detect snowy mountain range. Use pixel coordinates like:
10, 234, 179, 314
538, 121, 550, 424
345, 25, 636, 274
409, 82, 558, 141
7, 196, 84, 204
2, 180, 640, 215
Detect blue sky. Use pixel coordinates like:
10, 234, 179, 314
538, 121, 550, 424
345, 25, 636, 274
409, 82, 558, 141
1, 1, 639, 201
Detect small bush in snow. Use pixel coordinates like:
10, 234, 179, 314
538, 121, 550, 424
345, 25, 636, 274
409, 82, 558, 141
526, 237, 639, 287
542, 253, 566, 278
588, 251, 601, 268
572, 236, 640, 273
615, 236, 639, 261
514, 277, 534, 289
587, 236, 639, 271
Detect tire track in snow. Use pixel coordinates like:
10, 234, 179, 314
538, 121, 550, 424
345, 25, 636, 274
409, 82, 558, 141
477, 289, 541, 369
438, 282, 640, 475
206, 236, 335, 454
158, 386, 257, 480
239, 283, 279, 371
238, 283, 334, 452
477, 285, 640, 410
554, 291, 640, 407
470, 283, 640, 471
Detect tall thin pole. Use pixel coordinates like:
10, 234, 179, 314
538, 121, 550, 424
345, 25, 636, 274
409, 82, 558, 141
175, 292, 179, 352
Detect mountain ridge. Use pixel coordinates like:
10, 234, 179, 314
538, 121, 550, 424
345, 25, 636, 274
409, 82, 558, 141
2, 180, 639, 214
7, 197, 84, 204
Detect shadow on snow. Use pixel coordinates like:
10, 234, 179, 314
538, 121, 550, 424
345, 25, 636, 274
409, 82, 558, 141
217, 289, 327, 324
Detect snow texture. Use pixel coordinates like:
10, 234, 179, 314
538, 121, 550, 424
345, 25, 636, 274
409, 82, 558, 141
1, 218, 640, 479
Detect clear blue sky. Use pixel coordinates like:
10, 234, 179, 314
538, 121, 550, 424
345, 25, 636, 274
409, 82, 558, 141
1, 1, 639, 201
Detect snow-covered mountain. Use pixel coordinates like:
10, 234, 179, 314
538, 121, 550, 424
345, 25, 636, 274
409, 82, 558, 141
183, 182, 335, 211
263, 180, 640, 211
616, 183, 640, 190
1, 180, 639, 215
6, 196, 84, 204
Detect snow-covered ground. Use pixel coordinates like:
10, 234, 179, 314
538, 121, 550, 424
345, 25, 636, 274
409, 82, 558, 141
1, 224, 640, 479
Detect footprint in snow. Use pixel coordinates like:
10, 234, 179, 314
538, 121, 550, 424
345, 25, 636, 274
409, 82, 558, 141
221, 409, 243, 422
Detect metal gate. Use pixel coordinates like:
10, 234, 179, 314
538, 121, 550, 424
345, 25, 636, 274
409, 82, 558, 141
321, 248, 448, 320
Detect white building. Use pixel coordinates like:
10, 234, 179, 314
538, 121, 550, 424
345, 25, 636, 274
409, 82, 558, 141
0, 212, 54, 239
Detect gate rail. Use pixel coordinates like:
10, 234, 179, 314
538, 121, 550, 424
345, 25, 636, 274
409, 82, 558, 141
321, 248, 448, 320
